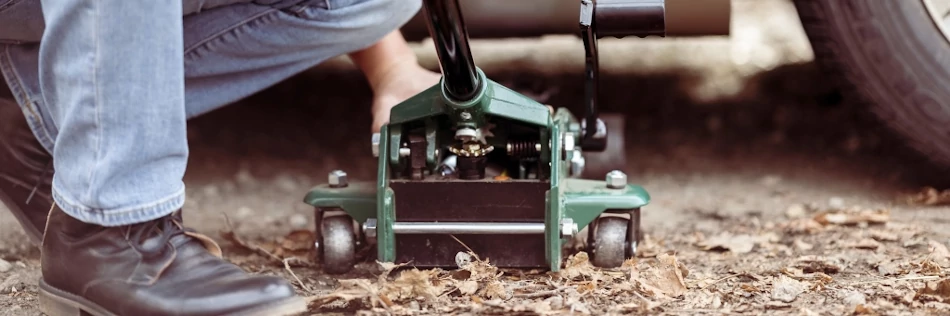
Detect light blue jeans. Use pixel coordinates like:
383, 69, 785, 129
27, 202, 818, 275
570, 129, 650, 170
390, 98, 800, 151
0, 0, 420, 226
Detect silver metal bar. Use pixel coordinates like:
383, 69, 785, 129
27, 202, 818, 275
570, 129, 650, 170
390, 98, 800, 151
392, 222, 546, 234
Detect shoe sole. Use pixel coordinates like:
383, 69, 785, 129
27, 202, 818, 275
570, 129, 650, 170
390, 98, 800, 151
39, 278, 309, 316
0, 188, 43, 246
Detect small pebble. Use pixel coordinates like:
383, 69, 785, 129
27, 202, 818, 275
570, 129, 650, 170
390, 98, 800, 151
455, 252, 473, 268
0, 259, 12, 273
785, 204, 807, 218
289, 214, 309, 229
842, 290, 867, 307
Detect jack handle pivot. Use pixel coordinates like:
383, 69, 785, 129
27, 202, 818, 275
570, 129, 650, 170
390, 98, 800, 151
579, 0, 666, 151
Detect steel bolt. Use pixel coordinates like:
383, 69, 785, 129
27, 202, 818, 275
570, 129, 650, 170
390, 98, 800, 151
570, 153, 586, 177
606, 170, 626, 189
362, 218, 377, 240
328, 170, 348, 188
460, 112, 472, 120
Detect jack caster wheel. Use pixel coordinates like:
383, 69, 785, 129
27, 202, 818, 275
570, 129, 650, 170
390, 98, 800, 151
320, 215, 357, 274
590, 216, 636, 268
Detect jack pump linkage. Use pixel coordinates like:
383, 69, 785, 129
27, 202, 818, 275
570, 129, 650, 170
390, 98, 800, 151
421, 0, 667, 152
578, 0, 665, 151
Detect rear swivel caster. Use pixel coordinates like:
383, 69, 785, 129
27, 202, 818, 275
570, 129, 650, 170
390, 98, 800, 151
314, 207, 357, 274
588, 208, 642, 268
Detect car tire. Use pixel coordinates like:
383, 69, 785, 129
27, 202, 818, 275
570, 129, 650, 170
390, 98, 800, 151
793, 0, 950, 168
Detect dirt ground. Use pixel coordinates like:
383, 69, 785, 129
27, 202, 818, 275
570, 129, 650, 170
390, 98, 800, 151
4, 0, 950, 315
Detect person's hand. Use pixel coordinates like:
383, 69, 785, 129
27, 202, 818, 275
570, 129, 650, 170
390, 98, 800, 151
348, 30, 441, 133
369, 62, 441, 132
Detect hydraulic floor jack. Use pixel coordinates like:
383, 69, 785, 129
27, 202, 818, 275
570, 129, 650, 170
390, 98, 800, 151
304, 0, 665, 274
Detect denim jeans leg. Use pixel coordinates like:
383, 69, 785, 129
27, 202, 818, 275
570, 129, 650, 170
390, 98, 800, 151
34, 0, 189, 226
179, 0, 422, 118
0, 0, 421, 226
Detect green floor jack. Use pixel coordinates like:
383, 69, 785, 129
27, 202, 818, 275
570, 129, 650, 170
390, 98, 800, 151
304, 0, 664, 274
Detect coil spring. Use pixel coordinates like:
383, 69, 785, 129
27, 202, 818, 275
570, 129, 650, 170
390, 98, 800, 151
506, 141, 540, 158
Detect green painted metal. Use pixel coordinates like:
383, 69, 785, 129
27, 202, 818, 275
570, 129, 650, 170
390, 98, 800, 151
377, 124, 396, 262
300, 64, 652, 272
303, 182, 376, 223
545, 122, 563, 271
563, 179, 650, 230
388, 68, 551, 129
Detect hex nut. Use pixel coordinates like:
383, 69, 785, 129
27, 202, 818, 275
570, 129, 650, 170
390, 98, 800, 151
329, 170, 348, 187
561, 218, 577, 238
606, 170, 626, 189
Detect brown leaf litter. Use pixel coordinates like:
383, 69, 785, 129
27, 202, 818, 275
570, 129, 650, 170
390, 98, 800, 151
215, 200, 950, 315
307, 250, 692, 315
904, 187, 950, 206
813, 207, 889, 226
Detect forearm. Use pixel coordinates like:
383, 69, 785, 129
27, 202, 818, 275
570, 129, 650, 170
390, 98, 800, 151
348, 30, 420, 91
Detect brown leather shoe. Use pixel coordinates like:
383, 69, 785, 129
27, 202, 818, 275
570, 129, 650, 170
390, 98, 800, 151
38, 207, 308, 316
0, 97, 53, 245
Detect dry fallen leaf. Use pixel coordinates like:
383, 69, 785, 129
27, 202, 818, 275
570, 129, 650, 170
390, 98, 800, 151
560, 252, 596, 280
853, 304, 878, 315
382, 268, 446, 302
794, 256, 842, 274
637, 253, 689, 298
771, 275, 805, 303
456, 279, 479, 296
905, 187, 950, 206
696, 232, 757, 254
916, 278, 950, 303
779, 218, 824, 235
847, 238, 882, 250
813, 207, 889, 226
930, 241, 950, 267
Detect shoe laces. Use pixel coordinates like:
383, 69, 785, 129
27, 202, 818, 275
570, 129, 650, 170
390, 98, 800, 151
129, 211, 196, 255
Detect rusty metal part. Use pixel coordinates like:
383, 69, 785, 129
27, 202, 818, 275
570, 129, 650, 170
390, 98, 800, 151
400, 0, 729, 40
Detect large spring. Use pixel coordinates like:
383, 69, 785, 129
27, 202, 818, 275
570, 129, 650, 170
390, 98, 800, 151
506, 141, 541, 159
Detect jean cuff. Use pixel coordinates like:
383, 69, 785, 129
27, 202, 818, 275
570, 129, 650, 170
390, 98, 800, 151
51, 185, 186, 226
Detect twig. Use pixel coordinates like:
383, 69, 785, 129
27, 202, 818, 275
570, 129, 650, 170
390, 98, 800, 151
662, 309, 746, 315
849, 275, 941, 286
449, 234, 481, 261
283, 257, 312, 293
514, 289, 562, 299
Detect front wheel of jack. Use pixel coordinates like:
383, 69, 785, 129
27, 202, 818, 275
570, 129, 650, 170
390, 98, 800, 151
321, 215, 357, 274
590, 217, 629, 268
